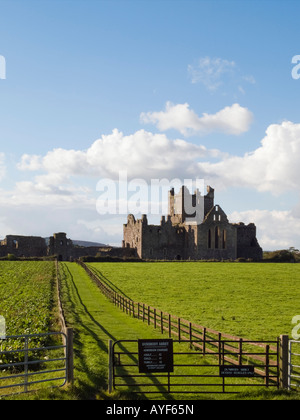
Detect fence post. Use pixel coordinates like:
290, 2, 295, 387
108, 340, 113, 394
239, 338, 243, 365
66, 328, 74, 385
279, 335, 289, 389
24, 336, 29, 393
218, 333, 222, 365
265, 344, 270, 387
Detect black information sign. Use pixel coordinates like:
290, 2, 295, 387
220, 365, 255, 377
138, 339, 174, 373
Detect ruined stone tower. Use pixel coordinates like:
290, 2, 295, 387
48, 233, 73, 261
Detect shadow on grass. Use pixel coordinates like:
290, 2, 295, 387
89, 265, 132, 300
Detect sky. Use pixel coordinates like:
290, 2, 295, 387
0, 0, 300, 250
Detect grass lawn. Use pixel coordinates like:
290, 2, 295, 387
88, 262, 300, 341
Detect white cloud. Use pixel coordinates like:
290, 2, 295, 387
13, 120, 300, 199
9, 129, 222, 215
14, 120, 300, 201
229, 209, 300, 251
17, 154, 43, 171
188, 56, 256, 95
18, 128, 221, 182
199, 121, 300, 194
188, 57, 236, 91
140, 102, 253, 136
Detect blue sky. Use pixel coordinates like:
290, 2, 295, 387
0, 0, 300, 249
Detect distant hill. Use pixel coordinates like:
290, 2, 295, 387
44, 238, 107, 248
72, 240, 107, 248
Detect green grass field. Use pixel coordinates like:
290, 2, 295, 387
0, 261, 56, 339
88, 262, 300, 341
0, 261, 63, 397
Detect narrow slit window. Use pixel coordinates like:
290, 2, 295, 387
222, 229, 226, 249
208, 229, 212, 249
215, 226, 219, 249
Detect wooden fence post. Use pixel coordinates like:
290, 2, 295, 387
108, 340, 113, 394
279, 335, 289, 389
239, 338, 243, 365
66, 327, 74, 385
218, 333, 222, 365
265, 344, 270, 387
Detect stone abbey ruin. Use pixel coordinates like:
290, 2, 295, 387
123, 185, 263, 261
0, 186, 262, 261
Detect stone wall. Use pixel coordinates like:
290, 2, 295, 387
194, 205, 237, 260
141, 218, 185, 260
0, 235, 47, 258
235, 223, 263, 260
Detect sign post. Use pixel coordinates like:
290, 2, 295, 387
138, 339, 174, 373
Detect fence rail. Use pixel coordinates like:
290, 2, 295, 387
78, 261, 279, 386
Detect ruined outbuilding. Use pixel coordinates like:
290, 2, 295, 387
0, 232, 130, 261
0, 233, 73, 261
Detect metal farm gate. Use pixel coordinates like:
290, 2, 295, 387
108, 338, 280, 395
0, 330, 73, 398
289, 340, 300, 390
